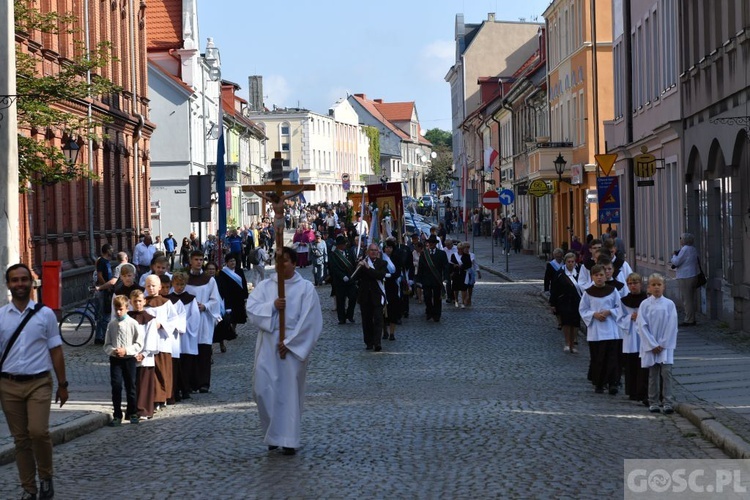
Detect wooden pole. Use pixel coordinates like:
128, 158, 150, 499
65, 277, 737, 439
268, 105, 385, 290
242, 155, 315, 359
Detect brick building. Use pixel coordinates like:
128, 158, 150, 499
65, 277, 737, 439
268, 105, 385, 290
16, 0, 153, 304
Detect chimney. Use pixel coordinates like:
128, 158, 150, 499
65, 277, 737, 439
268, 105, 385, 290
354, 93, 366, 99
488, 13, 495, 22
374, 99, 383, 104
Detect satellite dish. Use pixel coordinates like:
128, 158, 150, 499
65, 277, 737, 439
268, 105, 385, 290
431, 151, 437, 159
420, 155, 427, 162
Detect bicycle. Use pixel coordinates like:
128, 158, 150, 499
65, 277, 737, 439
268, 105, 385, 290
59, 286, 100, 347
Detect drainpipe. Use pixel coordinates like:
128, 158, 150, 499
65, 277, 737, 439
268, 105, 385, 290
84, 0, 95, 259
623, 0, 636, 252
129, 0, 142, 238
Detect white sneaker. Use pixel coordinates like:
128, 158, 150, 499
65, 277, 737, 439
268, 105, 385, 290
454, 301, 459, 308
571, 348, 578, 354
563, 346, 570, 352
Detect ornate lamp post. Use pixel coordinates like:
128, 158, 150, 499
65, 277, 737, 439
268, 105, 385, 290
61, 138, 81, 166
554, 153, 567, 183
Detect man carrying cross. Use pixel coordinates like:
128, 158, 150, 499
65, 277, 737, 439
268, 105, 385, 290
245, 246, 322, 455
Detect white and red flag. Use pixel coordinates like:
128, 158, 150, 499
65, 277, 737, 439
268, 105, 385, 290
483, 147, 498, 172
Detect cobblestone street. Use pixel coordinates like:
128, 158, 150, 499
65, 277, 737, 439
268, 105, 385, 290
0, 266, 726, 498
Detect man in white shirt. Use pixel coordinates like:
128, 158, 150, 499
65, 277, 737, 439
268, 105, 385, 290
0, 264, 68, 499
669, 232, 701, 326
355, 212, 369, 246
133, 235, 156, 277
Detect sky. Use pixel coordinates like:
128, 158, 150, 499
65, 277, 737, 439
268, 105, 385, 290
196, 1, 552, 133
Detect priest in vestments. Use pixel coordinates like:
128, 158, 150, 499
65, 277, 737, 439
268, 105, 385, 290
246, 247, 323, 455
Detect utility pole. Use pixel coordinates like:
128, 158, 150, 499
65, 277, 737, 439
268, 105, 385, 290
0, 0, 20, 304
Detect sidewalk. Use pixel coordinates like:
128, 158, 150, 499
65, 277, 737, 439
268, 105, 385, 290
466, 232, 750, 459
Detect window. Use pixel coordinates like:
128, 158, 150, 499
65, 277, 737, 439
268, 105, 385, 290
281, 124, 290, 136
281, 143, 290, 152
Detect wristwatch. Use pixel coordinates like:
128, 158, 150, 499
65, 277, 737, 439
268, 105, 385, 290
59, 381, 69, 389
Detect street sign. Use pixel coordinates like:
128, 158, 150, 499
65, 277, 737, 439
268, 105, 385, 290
528, 179, 549, 197
597, 176, 621, 223
430, 182, 438, 193
482, 190, 501, 210
634, 151, 657, 178
499, 188, 515, 206
595, 153, 618, 176
517, 183, 528, 196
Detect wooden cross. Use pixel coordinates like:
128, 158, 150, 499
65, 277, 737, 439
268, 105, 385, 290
241, 152, 315, 358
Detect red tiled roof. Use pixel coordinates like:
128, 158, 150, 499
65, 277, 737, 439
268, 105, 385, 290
350, 95, 409, 141
147, 0, 183, 51
373, 101, 414, 122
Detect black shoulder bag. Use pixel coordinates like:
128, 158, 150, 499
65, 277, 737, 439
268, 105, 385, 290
0, 303, 45, 372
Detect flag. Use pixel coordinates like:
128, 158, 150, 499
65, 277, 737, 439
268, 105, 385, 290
484, 147, 498, 172
369, 206, 379, 244
216, 104, 227, 237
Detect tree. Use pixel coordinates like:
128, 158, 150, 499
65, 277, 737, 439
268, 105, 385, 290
424, 128, 452, 149
14, 0, 119, 190
425, 144, 453, 190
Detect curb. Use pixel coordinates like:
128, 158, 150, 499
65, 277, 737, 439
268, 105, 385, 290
678, 403, 750, 459
0, 412, 109, 466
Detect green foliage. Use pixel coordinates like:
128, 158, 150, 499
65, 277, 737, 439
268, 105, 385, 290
423, 128, 452, 149
425, 144, 454, 190
14, 1, 120, 190
364, 126, 380, 175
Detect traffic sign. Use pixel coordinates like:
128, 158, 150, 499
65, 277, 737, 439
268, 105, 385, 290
528, 179, 549, 197
430, 182, 438, 193
482, 190, 501, 210
597, 176, 621, 223
595, 153, 618, 176
499, 188, 515, 206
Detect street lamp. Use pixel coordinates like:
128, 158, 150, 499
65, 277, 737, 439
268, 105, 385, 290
61, 138, 80, 167
554, 153, 567, 183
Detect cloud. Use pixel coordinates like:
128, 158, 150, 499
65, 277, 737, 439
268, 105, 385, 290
263, 74, 292, 109
416, 39, 454, 83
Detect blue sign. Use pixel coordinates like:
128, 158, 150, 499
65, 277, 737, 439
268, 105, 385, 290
596, 176, 621, 224
499, 188, 515, 206
429, 182, 438, 193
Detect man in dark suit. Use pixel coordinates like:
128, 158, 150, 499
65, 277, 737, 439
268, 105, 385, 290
328, 235, 358, 325
394, 235, 415, 319
354, 243, 388, 351
417, 235, 448, 322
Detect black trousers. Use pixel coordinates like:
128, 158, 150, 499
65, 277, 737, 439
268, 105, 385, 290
109, 356, 137, 419
195, 344, 212, 391
360, 302, 384, 348
423, 285, 442, 320
335, 283, 357, 323
623, 352, 649, 401
589, 339, 620, 389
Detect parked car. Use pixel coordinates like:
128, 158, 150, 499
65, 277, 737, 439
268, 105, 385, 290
420, 195, 436, 208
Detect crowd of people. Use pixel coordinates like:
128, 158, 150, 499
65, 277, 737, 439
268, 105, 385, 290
545, 233, 686, 415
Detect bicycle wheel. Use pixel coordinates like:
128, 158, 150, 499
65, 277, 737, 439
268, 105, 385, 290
59, 311, 95, 347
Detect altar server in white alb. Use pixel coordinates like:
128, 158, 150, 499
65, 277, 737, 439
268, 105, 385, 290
184, 250, 222, 393
578, 264, 622, 396
636, 273, 679, 415
246, 246, 323, 456
143, 275, 179, 409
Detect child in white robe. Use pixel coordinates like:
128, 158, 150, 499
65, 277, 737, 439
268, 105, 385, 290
128, 290, 159, 420
617, 273, 649, 405
166, 271, 200, 401
143, 275, 179, 409
579, 264, 622, 395
636, 273, 679, 414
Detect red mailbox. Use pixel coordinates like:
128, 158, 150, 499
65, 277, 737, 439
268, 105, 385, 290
41, 261, 63, 311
